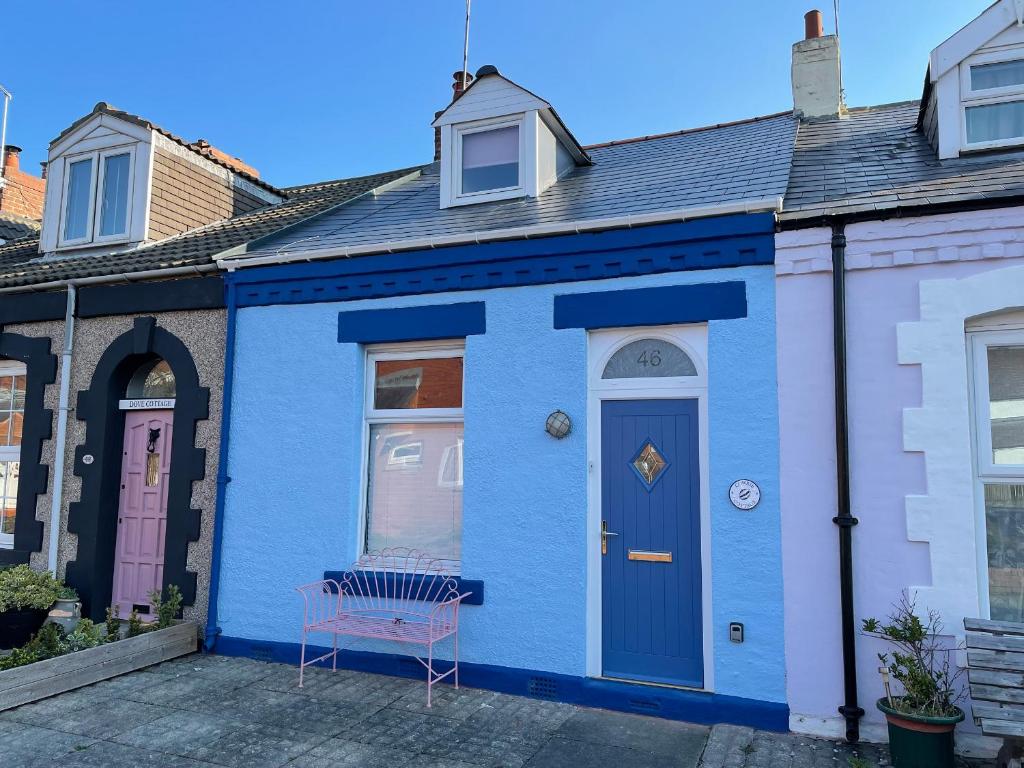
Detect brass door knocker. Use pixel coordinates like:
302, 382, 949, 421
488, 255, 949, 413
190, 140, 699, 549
146, 427, 162, 486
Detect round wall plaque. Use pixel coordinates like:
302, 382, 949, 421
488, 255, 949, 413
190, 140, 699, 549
82, 455, 94, 465
729, 479, 760, 510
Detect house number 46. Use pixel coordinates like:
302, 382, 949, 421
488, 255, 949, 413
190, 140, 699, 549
637, 349, 662, 367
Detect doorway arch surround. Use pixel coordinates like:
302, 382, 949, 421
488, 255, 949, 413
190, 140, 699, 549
66, 317, 208, 621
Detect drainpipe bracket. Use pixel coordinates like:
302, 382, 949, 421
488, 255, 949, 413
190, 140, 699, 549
832, 515, 859, 528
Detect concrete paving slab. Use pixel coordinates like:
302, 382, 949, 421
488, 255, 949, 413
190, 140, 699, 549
185, 722, 330, 768
556, 707, 709, 760
525, 736, 696, 768
0, 721, 98, 768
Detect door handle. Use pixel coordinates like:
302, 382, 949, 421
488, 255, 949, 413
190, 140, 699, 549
601, 520, 618, 555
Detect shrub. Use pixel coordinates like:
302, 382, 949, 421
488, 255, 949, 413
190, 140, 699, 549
0, 565, 63, 613
57, 585, 79, 601
862, 592, 964, 717
127, 608, 147, 638
150, 585, 182, 629
64, 619, 103, 653
105, 604, 121, 642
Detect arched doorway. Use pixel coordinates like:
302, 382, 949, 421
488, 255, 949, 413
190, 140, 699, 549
66, 318, 208, 622
111, 358, 176, 617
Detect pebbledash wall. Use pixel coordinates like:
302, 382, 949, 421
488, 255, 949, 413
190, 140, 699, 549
215, 218, 787, 726
1, 309, 225, 630
776, 205, 1024, 745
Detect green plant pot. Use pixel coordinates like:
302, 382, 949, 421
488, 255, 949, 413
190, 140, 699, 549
877, 698, 965, 768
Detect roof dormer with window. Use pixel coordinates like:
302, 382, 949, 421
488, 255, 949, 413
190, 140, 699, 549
431, 66, 590, 209
925, 0, 1024, 158
39, 103, 283, 255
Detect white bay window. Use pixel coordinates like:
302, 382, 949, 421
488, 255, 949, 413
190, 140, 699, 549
362, 344, 464, 568
0, 362, 25, 549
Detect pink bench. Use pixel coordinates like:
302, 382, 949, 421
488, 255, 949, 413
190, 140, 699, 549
295, 548, 471, 705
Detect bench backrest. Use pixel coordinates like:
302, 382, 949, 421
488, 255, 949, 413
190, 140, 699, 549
337, 548, 460, 614
965, 617, 1024, 736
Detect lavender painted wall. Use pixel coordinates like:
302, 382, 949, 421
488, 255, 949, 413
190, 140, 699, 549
777, 206, 1024, 745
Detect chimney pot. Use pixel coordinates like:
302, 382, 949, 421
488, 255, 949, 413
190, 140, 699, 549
804, 9, 824, 39
3, 145, 21, 173
39, 161, 47, 180
452, 70, 474, 97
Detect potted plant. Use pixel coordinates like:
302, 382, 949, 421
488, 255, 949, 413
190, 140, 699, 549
45, 585, 81, 633
863, 592, 965, 768
0, 565, 64, 649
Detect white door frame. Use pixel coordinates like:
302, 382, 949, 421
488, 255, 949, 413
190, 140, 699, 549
585, 324, 714, 691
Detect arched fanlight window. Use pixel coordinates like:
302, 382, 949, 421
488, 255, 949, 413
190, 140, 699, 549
602, 338, 697, 379
126, 359, 176, 399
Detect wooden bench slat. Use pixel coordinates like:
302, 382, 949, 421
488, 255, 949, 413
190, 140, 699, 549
967, 632, 1024, 652
980, 719, 1024, 738
974, 704, 1024, 723
972, 684, 1024, 705
968, 668, 1024, 688
968, 650, 1024, 673
965, 618, 1024, 636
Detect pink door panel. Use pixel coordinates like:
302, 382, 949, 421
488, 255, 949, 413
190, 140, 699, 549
111, 410, 173, 618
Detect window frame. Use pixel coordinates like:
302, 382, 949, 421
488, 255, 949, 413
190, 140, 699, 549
57, 145, 136, 249
359, 340, 466, 572
960, 50, 1024, 151
451, 116, 525, 206
93, 147, 137, 243
0, 359, 27, 549
968, 326, 1024, 620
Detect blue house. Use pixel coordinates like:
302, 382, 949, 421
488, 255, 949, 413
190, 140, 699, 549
208, 67, 794, 729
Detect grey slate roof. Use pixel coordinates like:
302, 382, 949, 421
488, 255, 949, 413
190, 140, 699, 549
237, 112, 797, 260
0, 168, 416, 289
781, 101, 1024, 221
0, 213, 40, 243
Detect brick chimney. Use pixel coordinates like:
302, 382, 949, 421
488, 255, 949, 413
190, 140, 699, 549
0, 145, 46, 220
434, 70, 475, 162
792, 9, 846, 119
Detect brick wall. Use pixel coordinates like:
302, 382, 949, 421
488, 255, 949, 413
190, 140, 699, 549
147, 147, 270, 240
0, 147, 45, 220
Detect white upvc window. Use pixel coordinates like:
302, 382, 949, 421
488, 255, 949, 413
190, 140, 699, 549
960, 50, 1024, 151
0, 361, 26, 549
58, 146, 135, 248
450, 116, 524, 206
361, 342, 465, 570
970, 328, 1024, 621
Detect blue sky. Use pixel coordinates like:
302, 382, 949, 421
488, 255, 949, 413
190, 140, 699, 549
1, 1, 992, 187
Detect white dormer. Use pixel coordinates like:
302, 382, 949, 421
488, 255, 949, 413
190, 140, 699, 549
39, 103, 282, 255
926, 0, 1024, 158
431, 66, 590, 209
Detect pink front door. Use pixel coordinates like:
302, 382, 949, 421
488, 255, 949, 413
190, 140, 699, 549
111, 410, 173, 618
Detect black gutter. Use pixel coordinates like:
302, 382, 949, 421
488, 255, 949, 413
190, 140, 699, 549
778, 191, 1024, 232
830, 220, 864, 743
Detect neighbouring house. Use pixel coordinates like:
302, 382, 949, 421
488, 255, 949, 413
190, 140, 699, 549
0, 101, 411, 634
777, 0, 1024, 751
0, 144, 46, 222
207, 65, 794, 728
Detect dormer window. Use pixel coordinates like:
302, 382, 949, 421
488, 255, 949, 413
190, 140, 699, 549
58, 147, 135, 247
432, 66, 589, 209
460, 123, 520, 195
962, 52, 1024, 149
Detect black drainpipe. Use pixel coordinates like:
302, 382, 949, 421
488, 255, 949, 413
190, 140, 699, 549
831, 219, 864, 742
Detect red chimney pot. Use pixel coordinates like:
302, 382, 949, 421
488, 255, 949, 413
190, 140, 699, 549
804, 9, 824, 40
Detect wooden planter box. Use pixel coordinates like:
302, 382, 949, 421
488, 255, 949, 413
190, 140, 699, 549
0, 622, 197, 711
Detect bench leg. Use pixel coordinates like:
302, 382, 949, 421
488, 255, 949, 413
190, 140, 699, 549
454, 631, 459, 690
298, 628, 307, 688
998, 739, 1024, 768
427, 641, 434, 707
332, 632, 338, 672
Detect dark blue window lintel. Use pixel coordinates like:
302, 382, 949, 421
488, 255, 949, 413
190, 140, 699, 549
553, 282, 747, 330
339, 302, 486, 344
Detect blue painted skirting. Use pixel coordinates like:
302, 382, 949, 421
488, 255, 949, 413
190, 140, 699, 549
338, 302, 485, 344
553, 282, 747, 330
215, 635, 789, 732
323, 570, 485, 606
228, 214, 775, 309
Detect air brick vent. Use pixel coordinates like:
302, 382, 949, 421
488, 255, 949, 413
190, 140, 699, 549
528, 676, 559, 700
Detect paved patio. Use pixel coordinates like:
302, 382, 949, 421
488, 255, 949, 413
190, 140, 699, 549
0, 654, 996, 767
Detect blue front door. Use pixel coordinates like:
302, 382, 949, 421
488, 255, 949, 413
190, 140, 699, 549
601, 398, 703, 688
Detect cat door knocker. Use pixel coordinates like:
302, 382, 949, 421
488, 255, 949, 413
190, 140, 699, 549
146, 427, 161, 487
